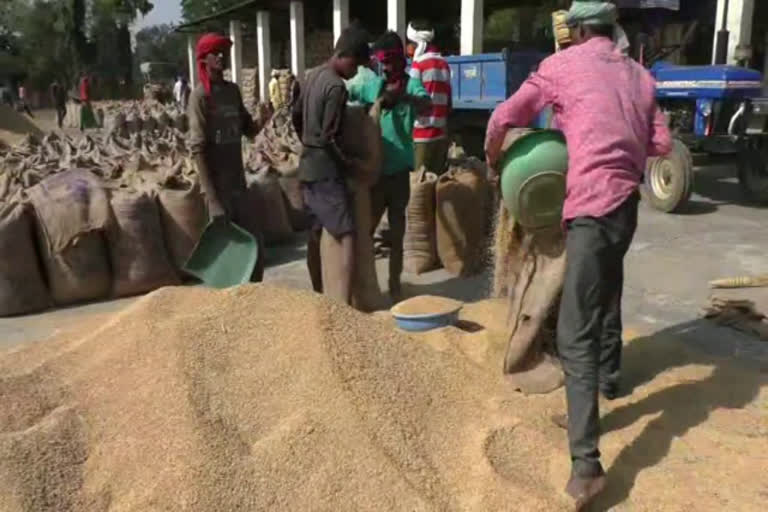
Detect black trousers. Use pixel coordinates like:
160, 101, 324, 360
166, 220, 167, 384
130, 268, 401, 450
556, 192, 639, 478
370, 171, 410, 293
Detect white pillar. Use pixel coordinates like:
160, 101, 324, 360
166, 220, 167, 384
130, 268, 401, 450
713, 0, 755, 65
461, 0, 484, 55
290, 1, 305, 78
387, 0, 405, 41
257, 10, 272, 101
229, 20, 243, 87
187, 34, 198, 86
333, 0, 349, 45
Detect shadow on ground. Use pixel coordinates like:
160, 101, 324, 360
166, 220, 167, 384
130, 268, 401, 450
590, 319, 768, 510
692, 165, 768, 210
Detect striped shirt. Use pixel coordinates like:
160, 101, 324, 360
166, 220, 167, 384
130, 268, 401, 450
409, 49, 451, 143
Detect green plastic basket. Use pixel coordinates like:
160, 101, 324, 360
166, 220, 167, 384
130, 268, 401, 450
500, 130, 569, 229
183, 220, 259, 289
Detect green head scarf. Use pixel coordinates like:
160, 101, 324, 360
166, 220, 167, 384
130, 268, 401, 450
565, 1, 619, 27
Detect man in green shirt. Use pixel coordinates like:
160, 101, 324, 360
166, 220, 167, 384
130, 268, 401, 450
347, 31, 430, 300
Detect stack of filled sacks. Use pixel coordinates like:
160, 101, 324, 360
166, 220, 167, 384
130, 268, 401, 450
0, 131, 207, 317
401, 152, 494, 278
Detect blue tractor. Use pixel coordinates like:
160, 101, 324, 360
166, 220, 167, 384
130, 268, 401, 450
646, 63, 768, 211
445, 51, 768, 213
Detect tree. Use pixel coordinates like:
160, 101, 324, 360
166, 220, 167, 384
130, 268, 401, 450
135, 24, 187, 75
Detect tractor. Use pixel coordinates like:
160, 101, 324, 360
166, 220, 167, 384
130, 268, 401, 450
643, 62, 768, 212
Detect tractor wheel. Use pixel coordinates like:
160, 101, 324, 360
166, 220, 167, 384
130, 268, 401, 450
738, 149, 768, 203
641, 139, 694, 213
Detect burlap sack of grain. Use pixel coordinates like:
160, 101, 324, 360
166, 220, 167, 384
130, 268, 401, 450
157, 179, 208, 272
279, 176, 310, 231
125, 112, 142, 134
320, 104, 386, 312
157, 111, 172, 130
0, 202, 50, 316
106, 189, 180, 297
247, 167, 294, 244
174, 112, 189, 133
28, 170, 112, 305
106, 112, 128, 137
404, 169, 439, 274
436, 164, 490, 276
493, 200, 565, 395
141, 114, 158, 133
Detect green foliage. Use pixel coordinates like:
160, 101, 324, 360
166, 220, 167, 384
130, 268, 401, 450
135, 24, 187, 76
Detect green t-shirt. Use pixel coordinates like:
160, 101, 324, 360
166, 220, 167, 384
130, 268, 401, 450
347, 75, 429, 175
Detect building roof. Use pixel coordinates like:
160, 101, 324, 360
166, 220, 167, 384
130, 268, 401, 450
175, 0, 296, 33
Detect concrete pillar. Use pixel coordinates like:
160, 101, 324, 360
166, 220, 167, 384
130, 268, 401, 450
229, 20, 243, 87
187, 34, 198, 86
257, 10, 272, 101
461, 0, 484, 55
290, 1, 305, 78
713, 0, 755, 65
387, 0, 406, 41
333, 0, 349, 45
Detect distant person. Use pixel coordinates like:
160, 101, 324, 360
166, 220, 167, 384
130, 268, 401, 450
188, 33, 265, 282
291, 24, 371, 304
407, 20, 452, 174
0, 85, 12, 107
173, 76, 183, 106
485, 2, 672, 508
50, 81, 67, 128
78, 74, 98, 130
180, 77, 190, 110
79, 74, 91, 103
17, 83, 34, 117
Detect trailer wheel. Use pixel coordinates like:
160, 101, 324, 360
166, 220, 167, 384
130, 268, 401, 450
641, 139, 694, 213
738, 149, 768, 203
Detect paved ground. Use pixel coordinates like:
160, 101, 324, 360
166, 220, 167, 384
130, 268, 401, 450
2, 160, 768, 366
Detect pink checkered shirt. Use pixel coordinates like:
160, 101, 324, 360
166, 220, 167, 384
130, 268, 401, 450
486, 37, 672, 221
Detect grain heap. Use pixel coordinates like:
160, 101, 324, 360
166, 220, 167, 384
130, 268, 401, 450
3, 286, 767, 511
0, 285, 567, 511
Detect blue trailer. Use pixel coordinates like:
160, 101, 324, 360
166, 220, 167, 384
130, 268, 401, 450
442, 50, 551, 156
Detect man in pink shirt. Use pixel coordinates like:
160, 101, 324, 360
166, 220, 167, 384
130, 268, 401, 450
485, 2, 671, 507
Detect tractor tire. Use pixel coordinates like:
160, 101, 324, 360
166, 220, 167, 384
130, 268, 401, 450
738, 149, 768, 204
641, 139, 694, 213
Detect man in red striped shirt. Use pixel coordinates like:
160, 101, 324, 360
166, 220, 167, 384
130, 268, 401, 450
407, 20, 452, 174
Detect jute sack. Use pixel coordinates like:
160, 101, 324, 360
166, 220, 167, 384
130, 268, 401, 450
404, 168, 438, 274
436, 164, 490, 276
0, 202, 50, 316
107, 189, 180, 298
279, 176, 310, 232
29, 170, 112, 305
320, 104, 386, 312
247, 167, 294, 244
493, 201, 565, 395
157, 179, 208, 272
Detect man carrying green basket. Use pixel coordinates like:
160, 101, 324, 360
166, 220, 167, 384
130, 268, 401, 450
484, 1, 672, 508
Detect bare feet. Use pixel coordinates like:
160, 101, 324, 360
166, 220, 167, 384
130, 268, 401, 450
565, 474, 607, 511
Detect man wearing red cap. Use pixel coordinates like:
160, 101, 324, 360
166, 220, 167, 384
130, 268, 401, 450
188, 33, 264, 281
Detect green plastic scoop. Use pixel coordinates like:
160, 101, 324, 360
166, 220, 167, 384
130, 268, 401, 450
500, 130, 569, 229
183, 220, 259, 289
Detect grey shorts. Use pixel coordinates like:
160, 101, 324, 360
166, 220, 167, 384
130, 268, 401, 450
301, 178, 354, 239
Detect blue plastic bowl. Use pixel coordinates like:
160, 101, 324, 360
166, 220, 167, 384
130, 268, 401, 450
392, 308, 462, 332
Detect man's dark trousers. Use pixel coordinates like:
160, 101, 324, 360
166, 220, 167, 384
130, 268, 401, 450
556, 192, 639, 478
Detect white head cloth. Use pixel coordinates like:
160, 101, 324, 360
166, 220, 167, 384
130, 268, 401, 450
406, 23, 435, 59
